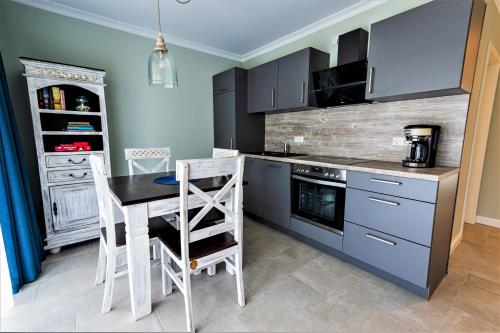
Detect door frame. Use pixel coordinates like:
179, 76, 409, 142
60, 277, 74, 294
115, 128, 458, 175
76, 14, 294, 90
461, 42, 500, 232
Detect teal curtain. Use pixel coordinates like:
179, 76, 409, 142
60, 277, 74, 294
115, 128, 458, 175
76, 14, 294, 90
0, 52, 45, 293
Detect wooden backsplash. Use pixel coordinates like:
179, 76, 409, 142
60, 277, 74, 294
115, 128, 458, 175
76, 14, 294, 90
265, 94, 470, 167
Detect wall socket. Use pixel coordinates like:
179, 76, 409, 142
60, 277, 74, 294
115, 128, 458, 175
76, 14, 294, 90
294, 136, 304, 143
392, 137, 407, 146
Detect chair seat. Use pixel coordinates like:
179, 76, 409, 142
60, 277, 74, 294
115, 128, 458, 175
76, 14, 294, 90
157, 221, 237, 261
101, 217, 173, 247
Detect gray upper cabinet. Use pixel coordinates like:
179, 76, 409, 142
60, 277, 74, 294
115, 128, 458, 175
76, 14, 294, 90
277, 48, 330, 111
247, 48, 329, 113
213, 68, 264, 151
366, 0, 485, 102
247, 60, 279, 113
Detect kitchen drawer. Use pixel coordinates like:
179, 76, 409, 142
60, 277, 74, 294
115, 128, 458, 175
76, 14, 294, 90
47, 168, 93, 183
347, 171, 438, 203
345, 188, 435, 246
291, 217, 342, 251
45, 153, 102, 168
343, 222, 430, 288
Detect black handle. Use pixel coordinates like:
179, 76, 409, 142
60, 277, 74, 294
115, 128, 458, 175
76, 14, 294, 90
68, 158, 86, 165
53, 202, 58, 216
69, 172, 88, 179
217, 87, 228, 92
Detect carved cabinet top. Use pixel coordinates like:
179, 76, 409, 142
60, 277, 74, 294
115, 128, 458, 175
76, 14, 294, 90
19, 57, 106, 85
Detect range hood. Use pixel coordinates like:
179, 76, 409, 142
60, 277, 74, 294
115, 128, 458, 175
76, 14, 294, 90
311, 29, 372, 108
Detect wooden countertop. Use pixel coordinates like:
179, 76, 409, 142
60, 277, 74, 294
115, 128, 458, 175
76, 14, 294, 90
242, 154, 459, 181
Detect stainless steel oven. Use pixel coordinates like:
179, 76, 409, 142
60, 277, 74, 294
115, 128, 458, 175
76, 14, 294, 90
291, 164, 346, 235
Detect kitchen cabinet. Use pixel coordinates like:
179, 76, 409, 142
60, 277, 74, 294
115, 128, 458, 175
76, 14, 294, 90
213, 68, 264, 151
247, 48, 329, 113
344, 170, 459, 298
365, 0, 485, 102
262, 161, 291, 229
243, 158, 265, 217
277, 48, 329, 110
247, 60, 279, 113
243, 158, 291, 229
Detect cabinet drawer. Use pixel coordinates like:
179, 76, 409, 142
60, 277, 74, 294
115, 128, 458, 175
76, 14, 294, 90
213, 69, 236, 94
291, 217, 342, 251
47, 168, 93, 183
343, 222, 430, 288
345, 188, 435, 246
347, 171, 438, 203
45, 153, 103, 168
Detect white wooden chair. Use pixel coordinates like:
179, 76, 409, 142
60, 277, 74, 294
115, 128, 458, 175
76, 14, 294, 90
158, 156, 245, 332
124, 147, 171, 175
90, 155, 169, 313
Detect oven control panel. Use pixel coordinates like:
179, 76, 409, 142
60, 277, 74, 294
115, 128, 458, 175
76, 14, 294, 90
293, 164, 346, 181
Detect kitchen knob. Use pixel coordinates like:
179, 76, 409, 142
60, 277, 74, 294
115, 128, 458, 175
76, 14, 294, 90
305, 170, 310, 173
324, 173, 329, 177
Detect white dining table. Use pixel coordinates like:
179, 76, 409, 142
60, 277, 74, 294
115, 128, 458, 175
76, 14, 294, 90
107, 171, 235, 320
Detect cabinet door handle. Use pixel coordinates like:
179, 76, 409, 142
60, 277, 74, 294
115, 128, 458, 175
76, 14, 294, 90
368, 67, 374, 93
217, 87, 228, 92
369, 178, 401, 186
300, 82, 305, 103
69, 172, 88, 179
365, 233, 396, 246
68, 158, 86, 165
230, 138, 233, 149
368, 197, 400, 206
52, 202, 58, 216
271, 88, 276, 107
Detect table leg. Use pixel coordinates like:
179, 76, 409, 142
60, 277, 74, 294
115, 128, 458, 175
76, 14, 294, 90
123, 203, 151, 320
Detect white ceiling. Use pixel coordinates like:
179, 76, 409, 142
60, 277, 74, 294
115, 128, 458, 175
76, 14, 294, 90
14, 0, 387, 61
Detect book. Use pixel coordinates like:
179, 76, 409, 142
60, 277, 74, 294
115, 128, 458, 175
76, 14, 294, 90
51, 87, 61, 110
68, 121, 91, 125
60, 90, 66, 110
42, 87, 50, 109
37, 90, 45, 109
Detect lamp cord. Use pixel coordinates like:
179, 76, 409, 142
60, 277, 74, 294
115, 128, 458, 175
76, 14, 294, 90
157, 0, 162, 33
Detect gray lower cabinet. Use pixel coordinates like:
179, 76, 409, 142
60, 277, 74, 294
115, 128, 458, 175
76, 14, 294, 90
243, 158, 264, 217
213, 68, 264, 151
243, 158, 291, 229
50, 183, 99, 231
343, 222, 430, 288
344, 170, 459, 298
262, 161, 291, 229
290, 217, 342, 251
366, 0, 485, 101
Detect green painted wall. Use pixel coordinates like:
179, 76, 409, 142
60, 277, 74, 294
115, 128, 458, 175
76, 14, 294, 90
0, 0, 239, 228
242, 0, 430, 69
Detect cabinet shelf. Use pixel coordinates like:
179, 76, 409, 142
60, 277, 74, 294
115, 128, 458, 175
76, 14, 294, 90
45, 150, 104, 156
42, 131, 103, 136
39, 109, 102, 116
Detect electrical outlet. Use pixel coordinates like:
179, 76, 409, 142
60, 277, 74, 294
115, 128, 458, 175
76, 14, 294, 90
392, 137, 407, 146
294, 136, 304, 143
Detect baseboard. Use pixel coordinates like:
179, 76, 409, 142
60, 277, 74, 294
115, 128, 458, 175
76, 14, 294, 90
450, 231, 463, 254
476, 215, 500, 228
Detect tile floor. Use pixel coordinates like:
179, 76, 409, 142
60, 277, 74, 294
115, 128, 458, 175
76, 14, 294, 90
1, 217, 500, 332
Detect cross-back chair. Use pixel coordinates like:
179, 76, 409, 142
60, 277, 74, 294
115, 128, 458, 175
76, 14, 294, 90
158, 156, 245, 332
125, 147, 171, 175
90, 155, 169, 313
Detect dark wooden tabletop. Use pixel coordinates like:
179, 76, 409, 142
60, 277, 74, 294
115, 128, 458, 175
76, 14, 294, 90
108, 171, 234, 206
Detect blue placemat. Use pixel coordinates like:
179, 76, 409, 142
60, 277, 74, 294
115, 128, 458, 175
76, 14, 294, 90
154, 175, 200, 185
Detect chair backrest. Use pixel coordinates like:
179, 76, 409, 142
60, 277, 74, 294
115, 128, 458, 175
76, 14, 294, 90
124, 147, 171, 175
212, 148, 239, 159
175, 156, 245, 262
89, 154, 116, 251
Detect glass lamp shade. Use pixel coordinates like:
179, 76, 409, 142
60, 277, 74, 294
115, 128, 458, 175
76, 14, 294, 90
148, 49, 178, 88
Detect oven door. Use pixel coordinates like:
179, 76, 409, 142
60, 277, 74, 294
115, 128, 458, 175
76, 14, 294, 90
291, 174, 346, 234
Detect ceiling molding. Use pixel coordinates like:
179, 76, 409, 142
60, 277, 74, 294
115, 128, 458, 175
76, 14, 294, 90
11, 0, 387, 63
11, 0, 243, 61
239, 0, 387, 62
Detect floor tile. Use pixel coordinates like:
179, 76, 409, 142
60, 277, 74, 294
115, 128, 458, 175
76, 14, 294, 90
452, 282, 500, 327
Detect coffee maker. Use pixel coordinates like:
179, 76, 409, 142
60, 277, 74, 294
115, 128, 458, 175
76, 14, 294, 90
403, 125, 440, 168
